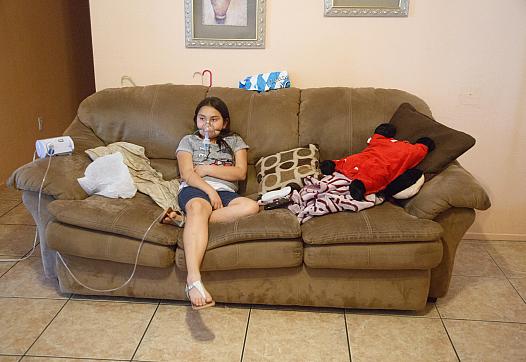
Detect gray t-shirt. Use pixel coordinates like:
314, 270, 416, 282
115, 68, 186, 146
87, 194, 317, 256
176, 133, 249, 192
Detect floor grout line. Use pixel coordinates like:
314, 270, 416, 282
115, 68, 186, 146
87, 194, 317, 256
130, 301, 160, 361
0, 294, 160, 304
435, 300, 444, 319
0, 296, 70, 301
239, 305, 252, 362
345, 311, 439, 319
21, 294, 72, 358
481, 243, 509, 275
440, 317, 526, 325
69, 295, 161, 305
344, 310, 352, 361
507, 280, 526, 305
439, 316, 461, 361
0, 201, 22, 218
0, 261, 19, 278
0, 354, 22, 361
484, 245, 526, 304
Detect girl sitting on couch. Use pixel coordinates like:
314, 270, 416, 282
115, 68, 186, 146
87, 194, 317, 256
163, 96, 259, 310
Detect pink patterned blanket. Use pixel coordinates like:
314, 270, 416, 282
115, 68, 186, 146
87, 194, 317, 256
288, 173, 383, 224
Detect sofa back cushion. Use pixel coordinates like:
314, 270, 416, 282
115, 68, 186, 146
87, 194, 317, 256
77, 84, 209, 159
77, 85, 301, 187
207, 87, 301, 164
298, 87, 433, 161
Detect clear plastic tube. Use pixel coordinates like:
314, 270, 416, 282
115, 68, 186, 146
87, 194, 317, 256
0, 151, 48, 263
57, 208, 165, 293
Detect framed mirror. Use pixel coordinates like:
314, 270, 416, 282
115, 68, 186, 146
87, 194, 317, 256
324, 0, 409, 17
185, 0, 266, 48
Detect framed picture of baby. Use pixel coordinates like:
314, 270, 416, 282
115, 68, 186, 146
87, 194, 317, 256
324, 0, 409, 17
185, 0, 266, 48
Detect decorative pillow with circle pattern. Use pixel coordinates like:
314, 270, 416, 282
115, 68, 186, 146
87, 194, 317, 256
255, 144, 321, 194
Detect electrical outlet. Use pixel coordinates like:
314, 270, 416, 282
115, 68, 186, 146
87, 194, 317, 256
37, 117, 43, 131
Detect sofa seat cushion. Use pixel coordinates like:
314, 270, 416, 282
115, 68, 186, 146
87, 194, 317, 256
47, 193, 180, 246
176, 209, 301, 250
304, 241, 443, 270
176, 239, 303, 271
47, 221, 174, 267
301, 203, 443, 245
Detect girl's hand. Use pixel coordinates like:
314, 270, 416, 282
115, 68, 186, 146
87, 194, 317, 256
194, 165, 211, 177
207, 189, 223, 210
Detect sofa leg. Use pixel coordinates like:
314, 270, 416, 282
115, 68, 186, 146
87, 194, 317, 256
427, 297, 437, 303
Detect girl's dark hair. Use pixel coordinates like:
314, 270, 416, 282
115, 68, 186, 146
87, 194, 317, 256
193, 96, 235, 157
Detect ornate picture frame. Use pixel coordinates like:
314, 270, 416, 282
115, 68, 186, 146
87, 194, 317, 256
324, 0, 409, 17
185, 0, 266, 48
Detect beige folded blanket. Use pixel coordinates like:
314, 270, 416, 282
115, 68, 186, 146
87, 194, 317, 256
86, 142, 181, 212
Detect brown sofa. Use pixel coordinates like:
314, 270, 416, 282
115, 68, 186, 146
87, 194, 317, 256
8, 84, 491, 311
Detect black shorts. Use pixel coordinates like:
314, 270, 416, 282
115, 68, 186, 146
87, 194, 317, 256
177, 186, 240, 214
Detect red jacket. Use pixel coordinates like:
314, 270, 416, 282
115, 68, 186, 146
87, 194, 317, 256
333, 134, 428, 195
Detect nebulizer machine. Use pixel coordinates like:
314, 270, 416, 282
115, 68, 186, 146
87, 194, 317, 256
35, 136, 75, 158
1, 135, 166, 294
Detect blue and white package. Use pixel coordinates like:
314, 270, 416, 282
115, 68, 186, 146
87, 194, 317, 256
239, 71, 290, 92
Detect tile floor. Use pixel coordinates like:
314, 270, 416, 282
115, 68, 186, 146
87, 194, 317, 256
0, 185, 525, 361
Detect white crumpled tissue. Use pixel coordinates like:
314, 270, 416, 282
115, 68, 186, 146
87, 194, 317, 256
77, 152, 137, 198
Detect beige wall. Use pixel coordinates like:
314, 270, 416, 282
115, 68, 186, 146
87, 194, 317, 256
0, 0, 95, 182
89, 0, 526, 241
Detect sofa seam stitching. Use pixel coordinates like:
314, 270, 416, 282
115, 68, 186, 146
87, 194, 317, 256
362, 210, 373, 237
247, 92, 255, 142
148, 86, 160, 156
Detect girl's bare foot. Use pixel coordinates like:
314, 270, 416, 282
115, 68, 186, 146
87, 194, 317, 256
160, 208, 185, 227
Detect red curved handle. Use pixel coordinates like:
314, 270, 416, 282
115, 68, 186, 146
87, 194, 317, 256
202, 69, 213, 87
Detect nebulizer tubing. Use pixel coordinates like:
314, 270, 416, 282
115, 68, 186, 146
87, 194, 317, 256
0, 151, 49, 263
54, 159, 167, 293
56, 208, 165, 293
1, 142, 167, 294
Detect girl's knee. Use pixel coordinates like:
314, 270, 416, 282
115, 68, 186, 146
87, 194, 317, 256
185, 198, 212, 215
242, 198, 260, 215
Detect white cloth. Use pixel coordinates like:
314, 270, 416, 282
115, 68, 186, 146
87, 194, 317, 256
84, 142, 181, 211
78, 152, 137, 199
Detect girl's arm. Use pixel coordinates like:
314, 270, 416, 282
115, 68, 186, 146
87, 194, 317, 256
194, 149, 248, 181
177, 151, 216, 195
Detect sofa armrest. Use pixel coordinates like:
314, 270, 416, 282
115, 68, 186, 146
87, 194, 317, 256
7, 153, 91, 200
6, 116, 105, 200
403, 162, 491, 219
